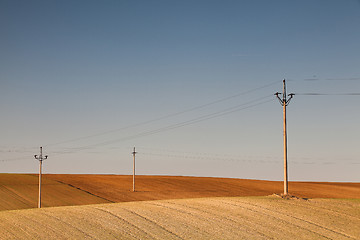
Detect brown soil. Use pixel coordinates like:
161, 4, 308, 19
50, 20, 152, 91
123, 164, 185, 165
1, 174, 359, 211
0, 174, 111, 211
46, 174, 360, 202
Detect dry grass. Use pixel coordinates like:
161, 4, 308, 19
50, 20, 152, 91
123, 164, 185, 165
0, 196, 359, 239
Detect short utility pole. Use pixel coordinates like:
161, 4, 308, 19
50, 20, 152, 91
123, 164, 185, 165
34, 146, 48, 208
275, 79, 294, 195
132, 147, 137, 192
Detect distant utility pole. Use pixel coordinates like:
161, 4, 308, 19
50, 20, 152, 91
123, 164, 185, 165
132, 147, 137, 192
275, 79, 294, 195
34, 146, 48, 208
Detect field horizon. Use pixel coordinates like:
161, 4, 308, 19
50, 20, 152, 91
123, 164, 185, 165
1, 173, 359, 212
1, 173, 359, 239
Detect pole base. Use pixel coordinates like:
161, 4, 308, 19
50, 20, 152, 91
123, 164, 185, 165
272, 193, 308, 200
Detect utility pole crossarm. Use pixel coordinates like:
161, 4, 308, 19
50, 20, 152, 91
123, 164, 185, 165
275, 80, 295, 105
286, 93, 295, 106
275, 92, 284, 105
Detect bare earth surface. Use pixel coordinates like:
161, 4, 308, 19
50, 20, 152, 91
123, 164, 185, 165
46, 174, 360, 201
0, 196, 359, 239
0, 174, 111, 211
0, 174, 359, 211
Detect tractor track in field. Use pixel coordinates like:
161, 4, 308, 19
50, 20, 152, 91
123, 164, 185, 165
39, 211, 95, 239
93, 207, 150, 240
53, 179, 114, 203
221, 198, 356, 239
146, 200, 272, 239
269, 198, 360, 221
0, 197, 359, 239
123, 208, 184, 240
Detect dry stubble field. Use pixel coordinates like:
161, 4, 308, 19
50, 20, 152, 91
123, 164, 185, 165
1, 174, 359, 239
0, 196, 359, 239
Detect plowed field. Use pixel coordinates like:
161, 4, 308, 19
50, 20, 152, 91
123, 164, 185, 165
0, 174, 111, 211
1, 174, 359, 211
1, 196, 359, 239
46, 174, 360, 202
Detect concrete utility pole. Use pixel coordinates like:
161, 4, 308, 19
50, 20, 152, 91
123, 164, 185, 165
275, 79, 294, 195
132, 147, 137, 192
34, 146, 48, 208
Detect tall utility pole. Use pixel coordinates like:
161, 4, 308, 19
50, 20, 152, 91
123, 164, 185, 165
132, 147, 137, 192
34, 146, 48, 208
275, 79, 294, 195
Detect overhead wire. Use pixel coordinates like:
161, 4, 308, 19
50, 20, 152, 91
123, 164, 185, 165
138, 151, 359, 165
140, 146, 360, 161
49, 94, 275, 155
289, 77, 360, 82
295, 93, 360, 96
40, 76, 360, 150
0, 147, 38, 162
44, 80, 280, 148
139, 151, 281, 164
0, 156, 30, 162
3, 77, 359, 164
2, 81, 279, 162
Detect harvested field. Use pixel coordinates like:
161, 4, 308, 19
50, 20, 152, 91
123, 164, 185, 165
1, 174, 359, 211
0, 196, 359, 239
0, 174, 111, 211
46, 174, 360, 202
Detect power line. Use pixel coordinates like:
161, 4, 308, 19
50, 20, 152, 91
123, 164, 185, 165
44, 80, 280, 148
139, 151, 281, 164
139, 146, 360, 161
49, 95, 274, 155
3, 78, 359, 164
53, 96, 274, 154
289, 77, 360, 82
0, 149, 34, 153
138, 151, 359, 165
323, 77, 360, 81
295, 93, 360, 96
0, 95, 273, 162
0, 156, 29, 162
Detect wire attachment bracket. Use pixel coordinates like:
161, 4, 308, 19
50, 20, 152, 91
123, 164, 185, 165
275, 79, 295, 106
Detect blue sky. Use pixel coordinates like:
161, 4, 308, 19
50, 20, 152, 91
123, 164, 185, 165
1, 0, 359, 181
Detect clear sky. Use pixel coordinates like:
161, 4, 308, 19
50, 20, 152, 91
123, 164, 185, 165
1, 0, 359, 182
